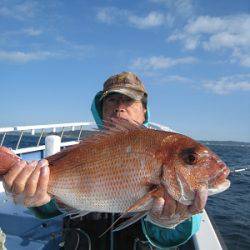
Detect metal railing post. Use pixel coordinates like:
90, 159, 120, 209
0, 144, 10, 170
77, 125, 84, 141
37, 129, 44, 146
0, 132, 6, 146
16, 131, 24, 150
60, 127, 65, 140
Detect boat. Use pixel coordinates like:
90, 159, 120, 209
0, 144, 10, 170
0, 122, 227, 250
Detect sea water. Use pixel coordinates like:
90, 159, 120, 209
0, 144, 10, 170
205, 142, 250, 250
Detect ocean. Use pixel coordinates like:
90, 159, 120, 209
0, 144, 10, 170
1, 134, 250, 250
204, 142, 250, 250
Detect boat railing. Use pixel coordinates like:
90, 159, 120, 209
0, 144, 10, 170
0, 122, 96, 154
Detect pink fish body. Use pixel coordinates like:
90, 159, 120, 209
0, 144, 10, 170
0, 127, 230, 217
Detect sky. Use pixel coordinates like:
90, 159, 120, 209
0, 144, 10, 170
0, 0, 250, 142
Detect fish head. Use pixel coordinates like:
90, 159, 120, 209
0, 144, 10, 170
158, 134, 230, 205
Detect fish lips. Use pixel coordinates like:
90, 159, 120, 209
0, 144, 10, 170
208, 179, 230, 196
208, 165, 231, 196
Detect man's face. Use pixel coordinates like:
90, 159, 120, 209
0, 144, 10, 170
102, 93, 146, 126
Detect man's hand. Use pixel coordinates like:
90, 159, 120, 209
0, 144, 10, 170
3, 158, 51, 207
148, 188, 208, 228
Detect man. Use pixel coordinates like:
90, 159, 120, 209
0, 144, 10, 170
3, 72, 207, 249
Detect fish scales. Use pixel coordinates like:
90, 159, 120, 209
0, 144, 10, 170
48, 128, 163, 213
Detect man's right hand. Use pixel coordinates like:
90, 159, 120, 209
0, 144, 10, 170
3, 159, 51, 207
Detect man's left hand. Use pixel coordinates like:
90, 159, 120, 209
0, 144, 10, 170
147, 187, 208, 228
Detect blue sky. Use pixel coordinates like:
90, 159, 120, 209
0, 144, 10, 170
0, 0, 250, 142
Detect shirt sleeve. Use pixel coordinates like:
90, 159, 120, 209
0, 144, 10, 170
28, 199, 63, 219
141, 214, 202, 249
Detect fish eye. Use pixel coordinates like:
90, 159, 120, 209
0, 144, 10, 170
181, 148, 198, 165
185, 153, 197, 165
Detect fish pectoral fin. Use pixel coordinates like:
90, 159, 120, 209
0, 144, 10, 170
112, 211, 148, 232
99, 186, 164, 238
125, 186, 164, 212
68, 211, 91, 220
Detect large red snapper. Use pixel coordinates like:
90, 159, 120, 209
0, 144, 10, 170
0, 126, 230, 227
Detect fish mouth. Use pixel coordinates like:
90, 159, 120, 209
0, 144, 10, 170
208, 179, 230, 196
207, 163, 230, 195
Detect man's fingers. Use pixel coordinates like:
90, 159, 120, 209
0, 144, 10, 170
162, 193, 177, 218
175, 202, 188, 218
150, 197, 165, 218
2, 158, 51, 207
23, 163, 51, 207
189, 187, 208, 214
24, 159, 48, 197
28, 165, 51, 207
3, 160, 26, 192
34, 165, 50, 198
11, 161, 37, 194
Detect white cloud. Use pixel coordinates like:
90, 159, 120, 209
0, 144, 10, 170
167, 14, 250, 67
96, 7, 120, 24
131, 56, 197, 70
128, 11, 165, 29
203, 74, 250, 94
185, 16, 226, 34
23, 28, 42, 36
96, 2, 194, 29
232, 50, 250, 67
3, 27, 43, 37
0, 51, 55, 63
174, 0, 194, 17
96, 7, 172, 29
158, 75, 193, 84
55, 36, 94, 59
0, 1, 37, 20
150, 0, 194, 18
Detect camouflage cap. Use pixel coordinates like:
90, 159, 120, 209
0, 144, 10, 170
100, 71, 147, 101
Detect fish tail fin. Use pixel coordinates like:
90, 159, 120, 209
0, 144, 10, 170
99, 186, 164, 238
0, 146, 20, 176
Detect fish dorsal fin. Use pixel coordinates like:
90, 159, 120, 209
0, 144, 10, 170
101, 117, 145, 131
77, 118, 147, 147
93, 118, 148, 138
99, 186, 164, 238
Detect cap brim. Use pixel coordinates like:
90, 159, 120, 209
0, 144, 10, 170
100, 88, 144, 101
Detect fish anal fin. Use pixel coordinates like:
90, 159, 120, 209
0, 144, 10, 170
113, 211, 148, 232
53, 197, 90, 219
